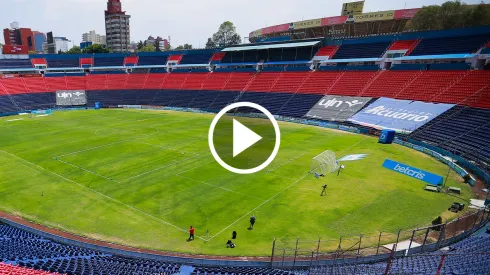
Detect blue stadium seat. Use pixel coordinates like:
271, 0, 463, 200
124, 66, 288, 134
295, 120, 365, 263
0, 59, 32, 69
410, 35, 489, 56
333, 42, 390, 59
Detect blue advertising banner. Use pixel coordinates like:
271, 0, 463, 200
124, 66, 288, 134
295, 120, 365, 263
382, 159, 443, 185
348, 98, 454, 133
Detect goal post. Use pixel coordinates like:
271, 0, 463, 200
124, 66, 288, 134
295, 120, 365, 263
310, 150, 339, 177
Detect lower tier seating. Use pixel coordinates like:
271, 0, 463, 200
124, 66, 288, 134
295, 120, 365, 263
409, 106, 490, 174
1, 222, 489, 275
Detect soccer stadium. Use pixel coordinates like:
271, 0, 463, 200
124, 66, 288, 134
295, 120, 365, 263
0, 0, 490, 274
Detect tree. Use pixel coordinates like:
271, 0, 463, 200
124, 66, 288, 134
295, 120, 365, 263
210, 21, 241, 47
137, 40, 144, 50
175, 45, 184, 50
406, 1, 490, 31
155, 41, 161, 52
84, 44, 110, 54
164, 43, 171, 51
205, 38, 216, 49
138, 44, 156, 52
183, 44, 193, 50
67, 46, 82, 54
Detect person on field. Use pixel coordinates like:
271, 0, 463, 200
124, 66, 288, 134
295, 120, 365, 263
337, 165, 345, 176
321, 184, 327, 196
227, 240, 236, 248
188, 226, 195, 241
232, 231, 237, 239
249, 216, 256, 229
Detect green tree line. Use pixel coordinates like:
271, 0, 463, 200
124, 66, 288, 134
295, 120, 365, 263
406, 1, 490, 31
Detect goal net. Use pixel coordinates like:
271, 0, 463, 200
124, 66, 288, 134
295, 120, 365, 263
310, 150, 339, 176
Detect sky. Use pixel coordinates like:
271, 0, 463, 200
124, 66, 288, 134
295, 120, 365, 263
0, 0, 487, 48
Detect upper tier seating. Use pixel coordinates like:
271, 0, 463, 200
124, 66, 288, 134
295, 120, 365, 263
210, 52, 226, 63
410, 34, 490, 56
30, 58, 47, 67
314, 46, 339, 58
94, 56, 124, 67
46, 58, 79, 68
0, 59, 32, 69
332, 42, 391, 59
180, 53, 214, 64
123, 56, 139, 66
138, 55, 169, 66
388, 39, 419, 52
79, 57, 93, 68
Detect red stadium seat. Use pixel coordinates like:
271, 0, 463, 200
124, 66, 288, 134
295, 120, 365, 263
388, 39, 420, 55
314, 46, 339, 58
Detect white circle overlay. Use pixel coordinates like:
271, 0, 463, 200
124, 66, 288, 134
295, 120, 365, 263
208, 102, 281, 175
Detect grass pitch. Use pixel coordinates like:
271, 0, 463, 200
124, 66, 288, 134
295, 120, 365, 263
0, 109, 471, 256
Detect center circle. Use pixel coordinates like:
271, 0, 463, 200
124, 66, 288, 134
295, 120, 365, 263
208, 102, 281, 174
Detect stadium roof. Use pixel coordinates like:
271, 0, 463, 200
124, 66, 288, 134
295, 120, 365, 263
222, 41, 320, 52
249, 8, 420, 39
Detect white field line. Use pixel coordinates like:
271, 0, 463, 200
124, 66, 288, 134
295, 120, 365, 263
54, 118, 200, 159
16, 129, 132, 156
134, 141, 200, 157
55, 159, 120, 183
54, 125, 163, 159
0, 150, 204, 240
54, 140, 129, 158
119, 154, 202, 183
205, 173, 309, 242
177, 175, 265, 202
176, 159, 215, 176
15, 161, 42, 175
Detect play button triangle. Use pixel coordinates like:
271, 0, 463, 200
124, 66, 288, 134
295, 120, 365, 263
233, 119, 262, 157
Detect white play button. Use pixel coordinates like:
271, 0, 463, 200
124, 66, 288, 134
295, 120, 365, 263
208, 102, 281, 174
233, 119, 262, 157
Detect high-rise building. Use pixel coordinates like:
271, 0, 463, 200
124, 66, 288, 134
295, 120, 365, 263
82, 30, 106, 45
2, 22, 35, 54
33, 31, 46, 53
43, 35, 71, 54
105, 0, 131, 52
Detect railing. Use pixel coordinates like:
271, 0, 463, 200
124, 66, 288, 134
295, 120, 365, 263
270, 209, 489, 268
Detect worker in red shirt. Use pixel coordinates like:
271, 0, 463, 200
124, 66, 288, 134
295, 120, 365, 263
188, 226, 195, 241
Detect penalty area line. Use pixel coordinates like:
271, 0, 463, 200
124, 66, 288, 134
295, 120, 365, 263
0, 150, 205, 241
205, 173, 309, 242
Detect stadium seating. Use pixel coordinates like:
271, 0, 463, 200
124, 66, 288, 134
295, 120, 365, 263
30, 58, 48, 68
46, 58, 79, 68
314, 46, 339, 58
332, 42, 391, 59
94, 56, 124, 67
3, 220, 487, 275
138, 55, 169, 66
167, 55, 183, 64
123, 56, 139, 66
387, 39, 420, 55
79, 58, 93, 68
209, 52, 226, 63
0, 59, 32, 69
409, 106, 490, 173
410, 34, 490, 56
180, 53, 214, 65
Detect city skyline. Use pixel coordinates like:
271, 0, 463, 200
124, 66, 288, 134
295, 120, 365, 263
0, 0, 487, 49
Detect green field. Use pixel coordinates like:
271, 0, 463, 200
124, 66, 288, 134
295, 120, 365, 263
0, 109, 471, 256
